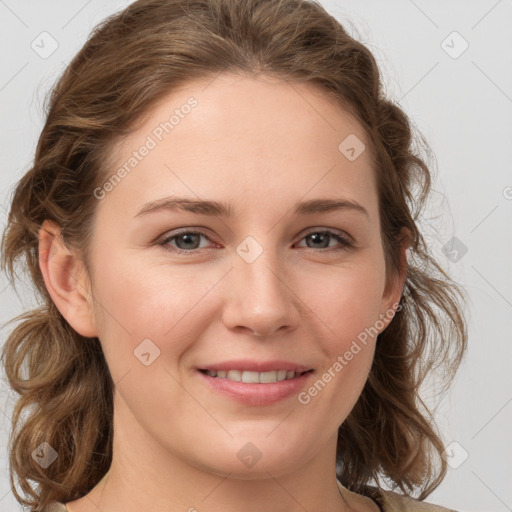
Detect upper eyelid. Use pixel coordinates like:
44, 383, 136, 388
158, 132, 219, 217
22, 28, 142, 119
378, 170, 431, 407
158, 227, 355, 246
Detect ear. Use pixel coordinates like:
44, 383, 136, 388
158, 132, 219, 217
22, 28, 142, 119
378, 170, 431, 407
377, 228, 410, 333
38, 220, 98, 338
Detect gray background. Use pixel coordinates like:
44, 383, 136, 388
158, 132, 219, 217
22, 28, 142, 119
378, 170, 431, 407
1, 1, 511, 511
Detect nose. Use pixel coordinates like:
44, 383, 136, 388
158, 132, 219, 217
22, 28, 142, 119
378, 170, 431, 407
222, 249, 301, 338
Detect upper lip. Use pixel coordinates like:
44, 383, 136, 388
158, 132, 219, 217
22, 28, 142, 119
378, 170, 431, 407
198, 359, 313, 373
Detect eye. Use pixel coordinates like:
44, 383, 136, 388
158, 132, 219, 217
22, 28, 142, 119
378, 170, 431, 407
157, 230, 215, 254
295, 229, 354, 251
155, 228, 355, 255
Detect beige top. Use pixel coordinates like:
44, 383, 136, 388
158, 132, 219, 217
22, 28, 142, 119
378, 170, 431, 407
41, 480, 457, 512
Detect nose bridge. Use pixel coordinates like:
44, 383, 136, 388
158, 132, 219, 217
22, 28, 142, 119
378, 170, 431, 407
237, 235, 290, 306
224, 234, 300, 336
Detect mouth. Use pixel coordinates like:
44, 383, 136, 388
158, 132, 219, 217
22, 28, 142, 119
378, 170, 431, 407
198, 368, 314, 384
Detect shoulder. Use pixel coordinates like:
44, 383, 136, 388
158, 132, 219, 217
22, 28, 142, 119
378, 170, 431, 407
39, 502, 68, 512
379, 489, 458, 512
338, 480, 457, 512
41, 491, 458, 512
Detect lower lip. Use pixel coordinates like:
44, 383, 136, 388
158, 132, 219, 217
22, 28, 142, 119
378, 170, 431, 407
197, 370, 314, 406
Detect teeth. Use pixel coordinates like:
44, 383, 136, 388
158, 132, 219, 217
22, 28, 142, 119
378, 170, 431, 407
241, 371, 260, 383
227, 369, 242, 381
204, 369, 302, 383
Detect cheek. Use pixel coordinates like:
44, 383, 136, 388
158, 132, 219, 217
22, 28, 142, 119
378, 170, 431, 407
299, 261, 385, 403
296, 318, 379, 433
304, 259, 386, 341
89, 252, 218, 374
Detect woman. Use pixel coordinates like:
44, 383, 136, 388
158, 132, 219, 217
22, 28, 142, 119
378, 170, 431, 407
1, 0, 467, 511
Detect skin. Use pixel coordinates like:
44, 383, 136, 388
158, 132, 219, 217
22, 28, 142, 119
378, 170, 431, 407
39, 73, 407, 512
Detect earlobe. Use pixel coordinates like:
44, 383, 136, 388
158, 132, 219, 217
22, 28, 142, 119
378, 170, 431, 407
38, 220, 98, 338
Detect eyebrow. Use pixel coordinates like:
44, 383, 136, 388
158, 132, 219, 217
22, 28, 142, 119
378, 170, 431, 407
135, 196, 370, 220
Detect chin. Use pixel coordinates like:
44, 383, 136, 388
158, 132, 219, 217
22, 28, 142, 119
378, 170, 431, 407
200, 459, 301, 481
189, 440, 310, 480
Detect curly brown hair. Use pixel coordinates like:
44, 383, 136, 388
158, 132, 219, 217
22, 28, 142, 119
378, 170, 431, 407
1, 0, 467, 510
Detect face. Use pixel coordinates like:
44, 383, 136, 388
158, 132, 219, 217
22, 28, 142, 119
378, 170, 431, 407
46, 73, 404, 480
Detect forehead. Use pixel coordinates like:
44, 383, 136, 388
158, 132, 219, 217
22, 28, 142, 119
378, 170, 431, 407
98, 73, 378, 221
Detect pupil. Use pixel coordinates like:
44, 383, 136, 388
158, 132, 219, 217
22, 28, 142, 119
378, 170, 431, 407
178, 233, 199, 249
309, 232, 328, 248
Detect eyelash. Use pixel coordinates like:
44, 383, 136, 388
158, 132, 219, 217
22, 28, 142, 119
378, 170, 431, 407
156, 228, 355, 255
